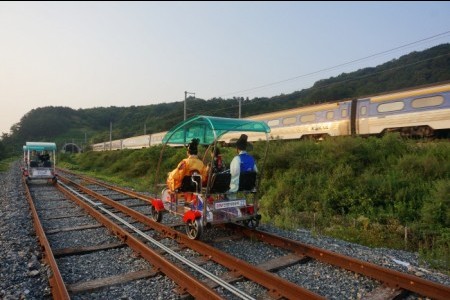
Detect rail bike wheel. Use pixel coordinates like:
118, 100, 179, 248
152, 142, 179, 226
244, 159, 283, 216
186, 218, 203, 240
150, 205, 163, 222
161, 188, 170, 200
243, 216, 259, 229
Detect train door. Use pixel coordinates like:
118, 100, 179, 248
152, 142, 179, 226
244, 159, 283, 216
355, 99, 370, 135
339, 101, 352, 136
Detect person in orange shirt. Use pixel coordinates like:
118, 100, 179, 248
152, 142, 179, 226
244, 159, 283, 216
167, 138, 207, 203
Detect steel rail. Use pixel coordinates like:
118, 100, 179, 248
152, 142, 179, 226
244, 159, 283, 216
58, 174, 325, 300
233, 224, 450, 300
57, 181, 255, 300
22, 178, 70, 299
55, 181, 223, 300
57, 168, 152, 203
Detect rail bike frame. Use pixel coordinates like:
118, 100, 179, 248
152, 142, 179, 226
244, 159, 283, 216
22, 142, 58, 184
150, 115, 270, 239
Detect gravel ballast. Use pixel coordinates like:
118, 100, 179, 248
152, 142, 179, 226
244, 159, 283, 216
1, 161, 449, 299
0, 162, 50, 299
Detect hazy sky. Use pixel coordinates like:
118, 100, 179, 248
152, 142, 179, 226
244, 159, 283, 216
1, 1, 450, 135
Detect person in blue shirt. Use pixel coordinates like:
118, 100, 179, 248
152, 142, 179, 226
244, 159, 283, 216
228, 134, 257, 193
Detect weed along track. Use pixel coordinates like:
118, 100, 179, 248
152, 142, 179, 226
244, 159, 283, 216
22, 169, 450, 299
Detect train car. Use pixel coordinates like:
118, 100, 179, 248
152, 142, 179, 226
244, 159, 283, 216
122, 134, 151, 149
102, 139, 123, 151
150, 116, 271, 240
91, 132, 168, 151
111, 131, 169, 150
245, 101, 352, 141
92, 142, 106, 151
354, 83, 450, 137
149, 131, 167, 147
22, 142, 57, 184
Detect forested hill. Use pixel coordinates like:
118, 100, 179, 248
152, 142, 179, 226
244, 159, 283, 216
1, 43, 450, 157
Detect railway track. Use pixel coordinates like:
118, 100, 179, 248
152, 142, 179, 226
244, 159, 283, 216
23, 169, 450, 299
25, 172, 321, 299
24, 178, 171, 299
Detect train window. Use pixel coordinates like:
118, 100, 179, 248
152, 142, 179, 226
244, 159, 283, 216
282, 117, 297, 125
377, 101, 405, 113
411, 96, 444, 108
360, 106, 367, 116
326, 111, 334, 120
300, 114, 315, 123
267, 119, 280, 127
341, 109, 348, 118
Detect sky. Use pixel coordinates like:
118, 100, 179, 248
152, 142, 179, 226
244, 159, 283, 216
1, 1, 450, 135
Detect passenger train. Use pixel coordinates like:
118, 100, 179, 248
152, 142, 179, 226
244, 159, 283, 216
92, 82, 450, 151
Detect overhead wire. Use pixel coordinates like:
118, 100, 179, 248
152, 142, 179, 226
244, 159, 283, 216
215, 30, 450, 98
184, 31, 450, 118
185, 51, 450, 119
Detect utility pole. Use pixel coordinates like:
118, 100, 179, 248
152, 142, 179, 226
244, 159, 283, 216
184, 91, 195, 120
109, 121, 112, 151
239, 97, 242, 119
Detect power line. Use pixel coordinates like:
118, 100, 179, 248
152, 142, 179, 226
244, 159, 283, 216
185, 31, 450, 118
190, 51, 450, 118
216, 30, 450, 98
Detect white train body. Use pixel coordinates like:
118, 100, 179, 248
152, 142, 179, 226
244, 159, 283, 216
248, 102, 351, 141
92, 83, 450, 151
122, 135, 150, 149
355, 84, 450, 136
92, 131, 169, 151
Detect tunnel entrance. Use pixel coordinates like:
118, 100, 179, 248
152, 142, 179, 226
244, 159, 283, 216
62, 143, 81, 153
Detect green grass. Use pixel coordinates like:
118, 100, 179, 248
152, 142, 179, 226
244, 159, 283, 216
0, 156, 19, 172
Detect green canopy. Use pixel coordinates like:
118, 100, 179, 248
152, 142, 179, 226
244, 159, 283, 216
162, 115, 270, 145
25, 142, 57, 151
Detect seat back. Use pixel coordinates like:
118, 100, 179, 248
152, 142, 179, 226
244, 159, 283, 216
238, 171, 257, 192
30, 161, 39, 168
178, 174, 202, 193
43, 161, 52, 167
209, 172, 231, 194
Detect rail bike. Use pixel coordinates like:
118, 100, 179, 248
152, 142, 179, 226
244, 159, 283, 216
22, 142, 58, 184
150, 115, 270, 239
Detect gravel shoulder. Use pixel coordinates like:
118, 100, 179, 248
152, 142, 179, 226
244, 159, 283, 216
0, 161, 50, 299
